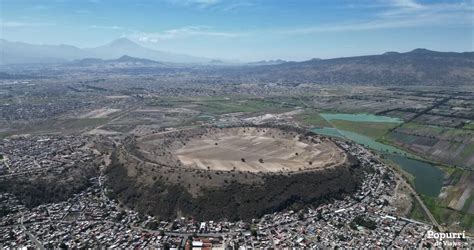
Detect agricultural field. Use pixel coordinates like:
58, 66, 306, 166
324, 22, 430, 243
193, 98, 294, 115
329, 120, 398, 139
1, 78, 473, 235
384, 122, 474, 169
439, 170, 474, 214
421, 194, 474, 233
293, 110, 332, 127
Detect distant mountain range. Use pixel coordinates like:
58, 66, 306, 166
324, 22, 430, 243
247, 59, 290, 66
0, 38, 209, 65
68, 55, 170, 67
229, 49, 474, 86
1, 39, 472, 86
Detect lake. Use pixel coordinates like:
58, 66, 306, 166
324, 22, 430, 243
320, 113, 403, 123
311, 123, 443, 197
386, 155, 444, 197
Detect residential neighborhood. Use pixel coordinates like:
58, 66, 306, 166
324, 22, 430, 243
1, 137, 470, 248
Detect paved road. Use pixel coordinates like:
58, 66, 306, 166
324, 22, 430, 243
372, 153, 442, 231
401, 175, 442, 231
21, 214, 45, 250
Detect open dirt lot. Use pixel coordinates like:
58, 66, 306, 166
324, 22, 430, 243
79, 108, 121, 118
174, 127, 345, 173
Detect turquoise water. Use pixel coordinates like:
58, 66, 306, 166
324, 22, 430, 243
386, 155, 444, 197
312, 127, 406, 155
311, 126, 443, 197
197, 114, 215, 120
320, 113, 403, 123
311, 127, 344, 138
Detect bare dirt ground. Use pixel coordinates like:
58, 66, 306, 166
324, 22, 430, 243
446, 173, 474, 213
79, 108, 121, 118
174, 127, 345, 173
85, 128, 120, 135
105, 95, 131, 99
390, 180, 413, 216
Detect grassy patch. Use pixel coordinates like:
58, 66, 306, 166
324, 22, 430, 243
463, 123, 474, 130
443, 128, 474, 138
421, 194, 474, 233
400, 122, 474, 138
409, 194, 430, 223
264, 96, 309, 108
443, 167, 464, 183
330, 120, 398, 139
460, 144, 474, 160
295, 111, 332, 127
384, 122, 474, 169
462, 194, 474, 213
58, 118, 109, 130
401, 122, 444, 132
0, 132, 9, 139
196, 101, 256, 114
194, 99, 292, 114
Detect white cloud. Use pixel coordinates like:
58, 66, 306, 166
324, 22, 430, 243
390, 0, 424, 10
188, 0, 220, 4
90, 25, 122, 30
133, 26, 246, 43
281, 0, 472, 34
1, 20, 55, 28
168, 0, 221, 9
167, 0, 256, 11
220, 1, 257, 12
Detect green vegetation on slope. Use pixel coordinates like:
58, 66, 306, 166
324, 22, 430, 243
463, 123, 474, 130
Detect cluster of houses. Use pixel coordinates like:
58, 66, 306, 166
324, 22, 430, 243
0, 136, 94, 177
0, 136, 471, 248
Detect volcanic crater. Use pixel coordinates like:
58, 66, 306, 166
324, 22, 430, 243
106, 126, 362, 220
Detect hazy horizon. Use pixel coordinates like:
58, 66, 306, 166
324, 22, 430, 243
1, 0, 473, 61
3, 36, 472, 63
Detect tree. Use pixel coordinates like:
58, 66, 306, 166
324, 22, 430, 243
59, 242, 67, 249
298, 212, 305, 221
115, 210, 126, 222
146, 220, 159, 230
352, 216, 376, 230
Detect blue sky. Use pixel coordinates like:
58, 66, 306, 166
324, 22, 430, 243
1, 0, 472, 61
